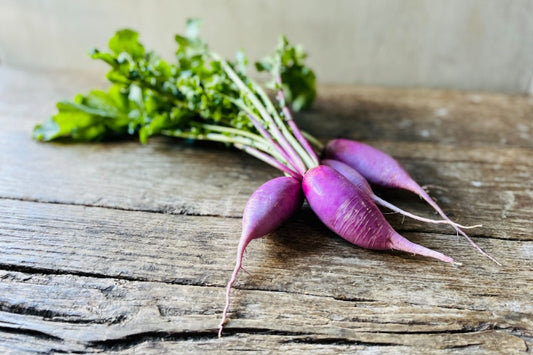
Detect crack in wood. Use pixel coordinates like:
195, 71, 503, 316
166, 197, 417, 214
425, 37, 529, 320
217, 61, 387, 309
376, 323, 531, 341
0, 263, 153, 284
0, 304, 69, 322
0, 303, 126, 325
87, 330, 217, 351
377, 325, 495, 335
87, 328, 317, 351
0, 325, 63, 342
281, 336, 400, 346
331, 295, 377, 303
444, 343, 483, 350
0, 196, 241, 219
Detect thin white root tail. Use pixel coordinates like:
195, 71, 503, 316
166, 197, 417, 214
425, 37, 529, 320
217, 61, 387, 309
374, 196, 481, 230
218, 250, 244, 337
415, 188, 502, 266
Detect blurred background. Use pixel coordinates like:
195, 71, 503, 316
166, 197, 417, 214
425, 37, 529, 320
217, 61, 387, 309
1, 0, 533, 93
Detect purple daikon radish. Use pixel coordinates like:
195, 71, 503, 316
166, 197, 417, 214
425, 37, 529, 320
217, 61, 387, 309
322, 159, 479, 229
303, 165, 454, 263
324, 139, 499, 264
219, 176, 303, 337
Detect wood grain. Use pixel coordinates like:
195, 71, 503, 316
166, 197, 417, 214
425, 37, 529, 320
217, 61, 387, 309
0, 67, 532, 353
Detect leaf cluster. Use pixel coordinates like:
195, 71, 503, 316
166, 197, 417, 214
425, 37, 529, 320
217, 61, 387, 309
256, 36, 316, 112
33, 21, 316, 145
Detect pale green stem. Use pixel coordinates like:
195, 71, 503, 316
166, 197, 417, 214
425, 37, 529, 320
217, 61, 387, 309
165, 131, 299, 176
224, 98, 304, 174
252, 82, 317, 169
233, 143, 300, 179
199, 118, 286, 163
214, 55, 309, 173
200, 124, 269, 147
161, 129, 286, 165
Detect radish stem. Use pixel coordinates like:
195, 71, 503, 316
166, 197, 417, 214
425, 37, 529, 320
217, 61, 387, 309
246, 113, 305, 176
253, 81, 317, 169
234, 144, 300, 179
275, 76, 319, 165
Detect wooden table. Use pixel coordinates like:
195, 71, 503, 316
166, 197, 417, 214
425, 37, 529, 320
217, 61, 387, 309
1, 67, 531, 353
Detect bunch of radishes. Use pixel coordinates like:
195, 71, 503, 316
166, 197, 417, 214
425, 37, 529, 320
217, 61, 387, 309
217, 81, 498, 335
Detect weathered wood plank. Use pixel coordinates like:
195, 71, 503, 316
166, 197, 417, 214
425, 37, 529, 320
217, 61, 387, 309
1, 200, 531, 325
0, 270, 529, 353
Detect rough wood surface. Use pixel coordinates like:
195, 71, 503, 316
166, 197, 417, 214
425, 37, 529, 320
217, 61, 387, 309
0, 67, 532, 353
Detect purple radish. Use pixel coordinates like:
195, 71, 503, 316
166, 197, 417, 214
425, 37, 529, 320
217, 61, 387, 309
322, 159, 480, 229
303, 165, 455, 263
324, 139, 499, 265
219, 176, 303, 337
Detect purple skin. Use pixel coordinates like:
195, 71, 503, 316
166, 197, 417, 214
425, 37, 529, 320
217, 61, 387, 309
324, 138, 467, 220
303, 165, 454, 262
322, 159, 374, 194
325, 139, 416, 189
219, 176, 303, 337
321, 159, 478, 229
324, 139, 499, 265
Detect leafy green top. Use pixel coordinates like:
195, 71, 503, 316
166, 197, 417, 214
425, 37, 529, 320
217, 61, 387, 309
33, 21, 317, 146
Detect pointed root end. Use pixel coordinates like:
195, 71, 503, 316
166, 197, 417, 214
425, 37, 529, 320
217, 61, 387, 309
489, 256, 503, 266
455, 229, 501, 266
440, 255, 456, 264
390, 233, 455, 264
218, 259, 241, 340
218, 307, 230, 338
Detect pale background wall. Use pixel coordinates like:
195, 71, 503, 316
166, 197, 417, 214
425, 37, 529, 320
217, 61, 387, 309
1, 0, 533, 93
